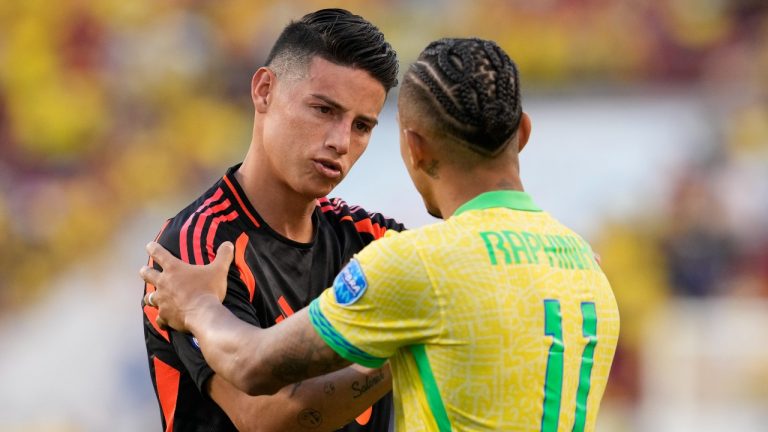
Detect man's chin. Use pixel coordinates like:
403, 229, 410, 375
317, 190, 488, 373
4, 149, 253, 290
307, 182, 340, 200
426, 207, 443, 219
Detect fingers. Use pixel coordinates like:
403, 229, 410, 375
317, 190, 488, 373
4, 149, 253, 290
146, 241, 176, 269
144, 291, 157, 308
140, 265, 162, 286
213, 241, 235, 269
156, 316, 170, 331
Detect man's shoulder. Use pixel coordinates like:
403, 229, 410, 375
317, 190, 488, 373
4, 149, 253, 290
317, 196, 406, 239
158, 182, 223, 235
155, 177, 246, 263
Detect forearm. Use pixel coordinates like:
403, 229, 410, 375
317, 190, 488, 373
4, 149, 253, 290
210, 364, 391, 432
187, 298, 351, 395
185, 295, 273, 394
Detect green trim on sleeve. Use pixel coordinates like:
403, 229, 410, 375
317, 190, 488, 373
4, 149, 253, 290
409, 345, 452, 431
308, 299, 387, 368
453, 190, 541, 216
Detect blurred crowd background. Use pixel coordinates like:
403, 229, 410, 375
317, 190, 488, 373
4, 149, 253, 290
1, 0, 767, 431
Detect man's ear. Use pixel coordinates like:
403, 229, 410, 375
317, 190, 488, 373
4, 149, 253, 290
403, 129, 428, 171
517, 112, 532, 153
252, 67, 275, 113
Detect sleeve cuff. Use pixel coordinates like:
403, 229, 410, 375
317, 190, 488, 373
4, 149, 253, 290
308, 299, 386, 368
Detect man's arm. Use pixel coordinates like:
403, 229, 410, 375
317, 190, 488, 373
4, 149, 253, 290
209, 364, 390, 432
144, 241, 390, 429
142, 240, 371, 393
181, 295, 349, 396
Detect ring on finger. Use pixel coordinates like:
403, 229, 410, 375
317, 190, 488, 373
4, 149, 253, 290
147, 291, 157, 307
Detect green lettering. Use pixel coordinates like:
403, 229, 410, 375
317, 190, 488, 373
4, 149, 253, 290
502, 230, 532, 264
540, 234, 560, 268
480, 231, 510, 265
522, 231, 541, 264
554, 235, 574, 269
564, 236, 587, 270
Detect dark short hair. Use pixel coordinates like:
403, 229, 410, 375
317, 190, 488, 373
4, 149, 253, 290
265, 8, 398, 92
401, 38, 522, 156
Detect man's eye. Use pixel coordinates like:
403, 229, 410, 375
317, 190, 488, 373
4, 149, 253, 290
355, 121, 371, 133
315, 105, 331, 114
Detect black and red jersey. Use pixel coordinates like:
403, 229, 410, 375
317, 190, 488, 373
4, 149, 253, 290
143, 164, 404, 432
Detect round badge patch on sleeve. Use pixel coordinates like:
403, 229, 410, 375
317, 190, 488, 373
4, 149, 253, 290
333, 259, 369, 306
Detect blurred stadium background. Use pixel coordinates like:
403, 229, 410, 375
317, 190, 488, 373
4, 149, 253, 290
1, 0, 767, 431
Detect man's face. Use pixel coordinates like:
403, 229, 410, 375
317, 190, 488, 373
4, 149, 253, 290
261, 56, 386, 199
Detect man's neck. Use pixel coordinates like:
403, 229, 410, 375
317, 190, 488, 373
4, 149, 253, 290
235, 158, 316, 243
434, 171, 524, 219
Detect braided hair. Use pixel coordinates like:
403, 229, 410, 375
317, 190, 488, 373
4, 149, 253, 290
402, 38, 522, 156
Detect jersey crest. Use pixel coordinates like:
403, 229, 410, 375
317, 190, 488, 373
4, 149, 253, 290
333, 259, 368, 306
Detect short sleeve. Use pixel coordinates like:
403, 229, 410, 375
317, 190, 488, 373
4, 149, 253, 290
172, 265, 262, 392
309, 230, 440, 366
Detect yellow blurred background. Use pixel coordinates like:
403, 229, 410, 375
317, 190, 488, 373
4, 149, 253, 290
1, 0, 767, 431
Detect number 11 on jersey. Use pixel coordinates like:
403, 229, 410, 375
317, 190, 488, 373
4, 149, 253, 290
541, 300, 598, 432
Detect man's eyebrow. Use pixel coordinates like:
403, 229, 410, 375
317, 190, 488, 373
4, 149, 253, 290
310, 93, 378, 126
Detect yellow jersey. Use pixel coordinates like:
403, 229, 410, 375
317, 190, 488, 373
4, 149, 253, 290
309, 191, 620, 431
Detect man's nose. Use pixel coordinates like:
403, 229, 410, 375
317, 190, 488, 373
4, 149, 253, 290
325, 121, 351, 155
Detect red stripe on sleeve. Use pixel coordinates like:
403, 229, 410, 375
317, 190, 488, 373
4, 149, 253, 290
192, 199, 232, 264
153, 357, 180, 432
180, 188, 224, 263
206, 210, 239, 261
234, 233, 257, 302
354, 218, 387, 239
356, 407, 373, 425
145, 302, 170, 342
223, 175, 260, 228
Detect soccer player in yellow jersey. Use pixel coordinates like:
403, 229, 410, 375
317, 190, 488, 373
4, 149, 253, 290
141, 38, 620, 431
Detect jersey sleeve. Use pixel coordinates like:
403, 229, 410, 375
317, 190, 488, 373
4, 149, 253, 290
309, 230, 440, 367
154, 227, 262, 394
171, 266, 261, 392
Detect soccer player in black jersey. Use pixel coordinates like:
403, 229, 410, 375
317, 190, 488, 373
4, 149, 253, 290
142, 9, 402, 431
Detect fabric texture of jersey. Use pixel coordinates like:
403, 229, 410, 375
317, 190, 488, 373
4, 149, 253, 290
311, 190, 620, 432
143, 164, 404, 432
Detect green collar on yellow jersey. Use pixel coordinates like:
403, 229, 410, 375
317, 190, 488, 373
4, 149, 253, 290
453, 190, 542, 216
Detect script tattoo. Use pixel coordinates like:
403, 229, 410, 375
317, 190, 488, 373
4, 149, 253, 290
351, 368, 385, 398
297, 409, 323, 428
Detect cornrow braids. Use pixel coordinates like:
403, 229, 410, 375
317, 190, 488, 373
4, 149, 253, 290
404, 38, 522, 156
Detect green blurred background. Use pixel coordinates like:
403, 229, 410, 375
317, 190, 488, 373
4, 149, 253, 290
1, 0, 767, 431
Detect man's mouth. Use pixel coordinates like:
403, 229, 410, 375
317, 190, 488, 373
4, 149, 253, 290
313, 159, 342, 179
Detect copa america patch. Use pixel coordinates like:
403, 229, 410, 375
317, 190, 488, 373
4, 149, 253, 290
333, 259, 368, 306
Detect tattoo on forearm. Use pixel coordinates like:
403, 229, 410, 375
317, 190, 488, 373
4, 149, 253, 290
297, 409, 323, 429
269, 325, 348, 384
272, 359, 310, 384
323, 382, 336, 395
351, 368, 385, 398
